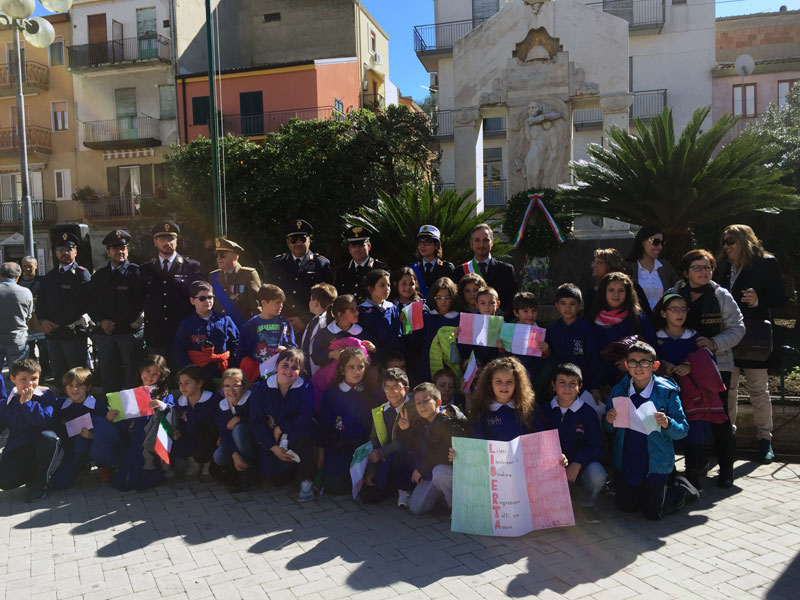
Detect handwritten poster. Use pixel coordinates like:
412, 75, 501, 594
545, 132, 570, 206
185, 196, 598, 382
451, 430, 575, 536
612, 396, 660, 435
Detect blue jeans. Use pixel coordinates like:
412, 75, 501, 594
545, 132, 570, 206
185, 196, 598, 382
572, 461, 607, 507
213, 423, 255, 465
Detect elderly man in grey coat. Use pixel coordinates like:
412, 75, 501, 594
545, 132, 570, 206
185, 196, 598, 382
0, 262, 33, 377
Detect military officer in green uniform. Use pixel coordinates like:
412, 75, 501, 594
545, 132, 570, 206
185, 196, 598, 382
267, 219, 333, 326
209, 237, 261, 328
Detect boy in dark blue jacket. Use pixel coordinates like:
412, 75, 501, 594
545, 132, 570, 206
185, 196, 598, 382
547, 363, 606, 523
0, 358, 62, 502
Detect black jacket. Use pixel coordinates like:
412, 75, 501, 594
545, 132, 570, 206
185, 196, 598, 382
399, 405, 470, 480
36, 264, 91, 339
455, 257, 518, 316
267, 251, 333, 320
141, 255, 203, 348
88, 261, 146, 335
335, 256, 390, 298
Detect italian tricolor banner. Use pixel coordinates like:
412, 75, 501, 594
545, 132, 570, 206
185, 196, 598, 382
155, 412, 173, 464
462, 351, 478, 393
499, 323, 547, 357
457, 313, 504, 347
402, 301, 425, 335
461, 259, 481, 275
106, 386, 153, 422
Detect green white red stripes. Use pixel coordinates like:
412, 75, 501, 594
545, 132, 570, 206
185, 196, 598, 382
106, 386, 153, 422
155, 413, 173, 464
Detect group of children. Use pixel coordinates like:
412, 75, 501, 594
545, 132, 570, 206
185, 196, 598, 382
0, 266, 716, 525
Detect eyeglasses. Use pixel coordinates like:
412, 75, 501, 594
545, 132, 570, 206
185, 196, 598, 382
722, 238, 737, 246
195, 295, 215, 302
626, 359, 654, 368
647, 237, 664, 247
689, 265, 713, 272
288, 235, 308, 244
434, 295, 452, 301
666, 307, 688, 313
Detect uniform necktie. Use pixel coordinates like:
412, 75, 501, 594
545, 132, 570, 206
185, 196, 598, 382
425, 263, 433, 274
162, 259, 169, 273
295, 258, 301, 268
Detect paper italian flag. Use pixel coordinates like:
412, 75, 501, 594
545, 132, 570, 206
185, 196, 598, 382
500, 323, 547, 357
350, 441, 373, 500
106, 386, 154, 422
462, 351, 478, 393
402, 301, 425, 335
155, 413, 173, 464
457, 313, 504, 347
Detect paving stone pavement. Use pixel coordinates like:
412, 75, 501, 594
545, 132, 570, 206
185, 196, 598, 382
0, 458, 798, 600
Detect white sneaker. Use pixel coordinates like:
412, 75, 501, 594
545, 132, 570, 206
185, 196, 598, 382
186, 457, 201, 477
298, 480, 314, 502
397, 490, 411, 508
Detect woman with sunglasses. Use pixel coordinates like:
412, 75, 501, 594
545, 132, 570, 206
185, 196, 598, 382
626, 225, 679, 316
668, 249, 744, 488
714, 225, 786, 465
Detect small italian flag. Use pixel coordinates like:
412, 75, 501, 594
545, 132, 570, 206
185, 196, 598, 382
457, 313, 504, 347
106, 386, 154, 422
462, 351, 478, 393
402, 301, 425, 335
155, 412, 173, 464
461, 258, 481, 275
499, 323, 547, 357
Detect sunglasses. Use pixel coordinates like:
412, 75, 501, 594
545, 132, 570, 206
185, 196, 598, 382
722, 238, 737, 246
195, 294, 215, 302
288, 235, 308, 244
647, 237, 663, 247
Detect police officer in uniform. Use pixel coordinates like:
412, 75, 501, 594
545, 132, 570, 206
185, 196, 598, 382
411, 225, 455, 303
267, 219, 333, 325
141, 221, 203, 361
36, 232, 91, 387
335, 225, 390, 297
88, 230, 146, 393
209, 237, 261, 327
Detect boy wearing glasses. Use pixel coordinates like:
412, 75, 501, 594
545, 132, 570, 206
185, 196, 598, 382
604, 342, 696, 520
267, 219, 333, 325
173, 281, 240, 378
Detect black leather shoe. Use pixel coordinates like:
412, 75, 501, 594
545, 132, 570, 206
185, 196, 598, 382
25, 485, 48, 503
717, 471, 734, 489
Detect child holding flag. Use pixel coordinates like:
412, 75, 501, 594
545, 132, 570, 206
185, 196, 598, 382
173, 365, 223, 479
358, 270, 401, 364
390, 267, 423, 308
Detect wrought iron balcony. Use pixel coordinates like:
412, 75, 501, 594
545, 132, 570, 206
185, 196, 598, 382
217, 107, 341, 137
361, 93, 385, 111
413, 19, 486, 71
68, 35, 172, 72
0, 61, 49, 97
573, 107, 603, 129
0, 200, 58, 224
83, 116, 162, 150
630, 89, 667, 120
484, 179, 507, 207
430, 110, 453, 137
0, 125, 52, 157
82, 194, 159, 219
585, 0, 665, 32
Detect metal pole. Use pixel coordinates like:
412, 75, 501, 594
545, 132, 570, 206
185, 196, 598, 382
205, 0, 223, 237
14, 27, 34, 257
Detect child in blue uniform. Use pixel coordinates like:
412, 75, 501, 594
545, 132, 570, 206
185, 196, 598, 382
51, 367, 113, 489
318, 346, 373, 494
604, 342, 696, 520
455, 287, 503, 371
250, 348, 316, 501
174, 281, 240, 379
470, 356, 548, 441
390, 266, 423, 308
406, 277, 459, 383
433, 368, 465, 411
455, 272, 485, 313
547, 363, 606, 523
237, 284, 297, 382
358, 269, 401, 364
110, 355, 175, 491
213, 368, 256, 492
312, 295, 376, 368
590, 272, 657, 387
173, 365, 223, 478
0, 358, 60, 502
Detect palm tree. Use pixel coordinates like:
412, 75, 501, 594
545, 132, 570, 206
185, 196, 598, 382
559, 106, 799, 263
345, 186, 510, 267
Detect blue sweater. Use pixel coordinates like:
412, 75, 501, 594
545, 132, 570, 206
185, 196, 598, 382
250, 375, 314, 446
3, 387, 57, 451
472, 403, 547, 441
173, 311, 240, 377
358, 300, 401, 362
655, 329, 699, 366
236, 314, 296, 364
318, 382, 372, 450
546, 318, 601, 389
215, 390, 252, 459
547, 398, 604, 466
175, 390, 222, 440
56, 395, 108, 443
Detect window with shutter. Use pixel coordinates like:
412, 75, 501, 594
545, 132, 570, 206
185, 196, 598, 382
192, 96, 210, 125
115, 88, 137, 117
159, 84, 176, 119
54, 170, 71, 200
52, 101, 68, 131
472, 0, 499, 23
49, 36, 64, 66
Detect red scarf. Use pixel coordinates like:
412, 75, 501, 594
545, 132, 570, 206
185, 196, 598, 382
594, 309, 629, 327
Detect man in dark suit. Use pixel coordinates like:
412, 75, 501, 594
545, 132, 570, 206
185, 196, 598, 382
455, 223, 518, 316
88, 229, 146, 392
410, 225, 455, 304
267, 219, 333, 327
36, 232, 91, 387
335, 225, 390, 297
141, 221, 203, 361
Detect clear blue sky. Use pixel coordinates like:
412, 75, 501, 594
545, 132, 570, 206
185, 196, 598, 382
35, 0, 800, 104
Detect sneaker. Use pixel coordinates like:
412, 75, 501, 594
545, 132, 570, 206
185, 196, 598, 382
163, 464, 176, 479
186, 457, 201, 476
397, 490, 411, 509
758, 439, 774, 464
200, 462, 212, 481
675, 475, 700, 501
25, 485, 48, 503
581, 506, 602, 524
684, 472, 703, 491
97, 467, 113, 483
298, 480, 314, 502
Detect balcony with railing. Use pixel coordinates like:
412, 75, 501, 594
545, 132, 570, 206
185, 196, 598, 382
630, 89, 666, 120
431, 110, 453, 138
585, 0, 665, 33
573, 107, 603, 129
83, 116, 162, 150
484, 179, 507, 207
413, 19, 486, 70
219, 107, 341, 137
0, 61, 49, 97
0, 125, 52, 157
68, 35, 172, 72
361, 93, 385, 111
0, 200, 58, 225
82, 194, 159, 219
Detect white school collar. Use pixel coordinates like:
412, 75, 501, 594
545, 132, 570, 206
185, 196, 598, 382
628, 377, 655, 399
339, 381, 365, 393
360, 298, 394, 310
177, 390, 213, 407
489, 400, 515, 411
549, 396, 584, 413
266, 374, 305, 390
61, 395, 97, 410
441, 311, 459, 318
327, 321, 363, 336
7, 386, 46, 403
219, 389, 251, 411
383, 401, 402, 413
656, 328, 696, 340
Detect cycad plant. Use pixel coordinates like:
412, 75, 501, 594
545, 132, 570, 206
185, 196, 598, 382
559, 106, 798, 263
345, 186, 510, 267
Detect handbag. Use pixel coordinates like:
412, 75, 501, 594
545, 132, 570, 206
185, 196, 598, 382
732, 318, 773, 362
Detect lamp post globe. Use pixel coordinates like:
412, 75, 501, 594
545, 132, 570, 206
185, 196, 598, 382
24, 17, 55, 48
0, 0, 35, 20
40, 0, 73, 12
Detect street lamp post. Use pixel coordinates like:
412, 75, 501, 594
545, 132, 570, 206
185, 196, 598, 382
0, 0, 73, 257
